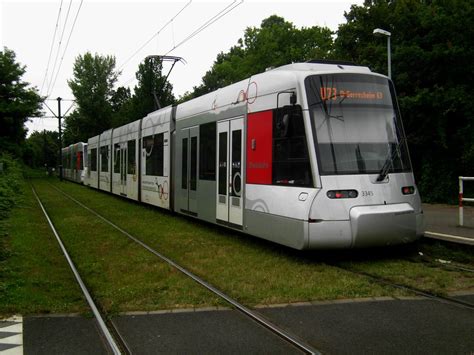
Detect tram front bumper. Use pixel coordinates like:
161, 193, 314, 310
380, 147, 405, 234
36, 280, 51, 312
350, 203, 420, 247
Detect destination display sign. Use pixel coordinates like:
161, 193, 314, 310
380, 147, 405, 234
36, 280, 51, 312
320, 87, 384, 101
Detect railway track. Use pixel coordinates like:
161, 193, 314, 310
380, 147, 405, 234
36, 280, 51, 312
410, 252, 474, 274
327, 262, 474, 311
31, 185, 131, 355
37, 182, 320, 355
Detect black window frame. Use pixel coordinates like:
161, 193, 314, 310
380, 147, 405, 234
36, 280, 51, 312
190, 136, 197, 191
199, 122, 216, 181
90, 148, 97, 172
272, 105, 313, 187
113, 143, 120, 174
127, 139, 136, 175
182, 138, 188, 189
100, 145, 109, 172
143, 133, 164, 177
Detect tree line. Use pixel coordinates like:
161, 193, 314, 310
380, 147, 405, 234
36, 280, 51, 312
1, 0, 472, 202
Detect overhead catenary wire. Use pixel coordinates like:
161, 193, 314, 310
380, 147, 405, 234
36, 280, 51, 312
117, 0, 192, 72
46, 0, 74, 96
118, 0, 243, 89
48, 0, 84, 98
39, 0, 64, 96
164, 0, 243, 56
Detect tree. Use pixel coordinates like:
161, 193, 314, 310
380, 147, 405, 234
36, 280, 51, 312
110, 86, 132, 127
334, 0, 474, 202
0, 47, 43, 156
128, 57, 175, 122
64, 52, 119, 144
182, 15, 333, 99
23, 130, 59, 168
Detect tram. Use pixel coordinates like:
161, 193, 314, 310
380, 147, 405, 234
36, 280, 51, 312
64, 61, 424, 249
61, 142, 88, 184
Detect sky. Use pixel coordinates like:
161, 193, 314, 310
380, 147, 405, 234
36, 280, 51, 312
0, 0, 363, 135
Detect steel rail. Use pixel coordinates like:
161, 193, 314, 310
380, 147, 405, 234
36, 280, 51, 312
31, 185, 127, 355
50, 183, 320, 355
327, 263, 474, 311
413, 254, 474, 274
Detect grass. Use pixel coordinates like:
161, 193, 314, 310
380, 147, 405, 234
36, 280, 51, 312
30, 180, 223, 314
49, 178, 472, 300
0, 178, 87, 316
37, 179, 439, 309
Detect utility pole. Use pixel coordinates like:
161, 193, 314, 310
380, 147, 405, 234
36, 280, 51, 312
57, 97, 63, 181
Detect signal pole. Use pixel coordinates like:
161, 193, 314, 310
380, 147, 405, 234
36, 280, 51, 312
57, 97, 63, 181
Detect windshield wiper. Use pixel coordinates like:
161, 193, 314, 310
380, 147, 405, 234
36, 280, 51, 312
376, 140, 404, 182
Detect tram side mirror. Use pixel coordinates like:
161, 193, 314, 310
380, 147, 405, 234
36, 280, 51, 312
277, 90, 297, 109
290, 92, 297, 105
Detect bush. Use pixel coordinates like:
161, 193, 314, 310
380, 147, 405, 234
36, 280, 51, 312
0, 154, 24, 220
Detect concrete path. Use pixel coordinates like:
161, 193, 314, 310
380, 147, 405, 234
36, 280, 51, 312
423, 203, 474, 244
19, 296, 474, 354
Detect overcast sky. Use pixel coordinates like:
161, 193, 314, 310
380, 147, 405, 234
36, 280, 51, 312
1, 0, 363, 135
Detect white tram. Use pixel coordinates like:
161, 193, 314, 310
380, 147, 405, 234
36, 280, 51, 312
78, 61, 424, 249
61, 142, 88, 184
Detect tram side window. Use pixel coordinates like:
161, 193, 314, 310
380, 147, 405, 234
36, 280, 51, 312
78, 151, 83, 170
90, 148, 97, 172
128, 140, 136, 174
273, 105, 313, 187
72, 151, 77, 170
190, 136, 197, 190
143, 134, 164, 176
83, 146, 88, 170
114, 144, 120, 173
182, 138, 188, 189
100, 146, 109, 172
199, 122, 216, 181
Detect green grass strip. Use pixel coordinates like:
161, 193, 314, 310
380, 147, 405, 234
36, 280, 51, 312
32, 180, 224, 314
48, 179, 401, 307
0, 180, 86, 316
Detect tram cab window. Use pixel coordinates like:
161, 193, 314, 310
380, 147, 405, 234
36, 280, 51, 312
100, 146, 109, 172
272, 105, 312, 187
143, 134, 164, 176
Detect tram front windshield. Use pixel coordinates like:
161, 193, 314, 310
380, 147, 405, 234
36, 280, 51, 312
305, 73, 411, 175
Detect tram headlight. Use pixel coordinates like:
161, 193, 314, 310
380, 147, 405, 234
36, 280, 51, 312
402, 186, 415, 195
327, 190, 358, 199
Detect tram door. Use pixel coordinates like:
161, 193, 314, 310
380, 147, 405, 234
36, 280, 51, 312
216, 117, 243, 226
180, 127, 199, 215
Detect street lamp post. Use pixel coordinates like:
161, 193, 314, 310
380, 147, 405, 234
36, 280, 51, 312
373, 28, 391, 79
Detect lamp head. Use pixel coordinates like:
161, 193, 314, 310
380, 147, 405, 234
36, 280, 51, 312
373, 28, 391, 37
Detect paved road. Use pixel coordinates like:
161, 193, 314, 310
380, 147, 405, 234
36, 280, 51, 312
423, 203, 474, 243
14, 296, 474, 354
